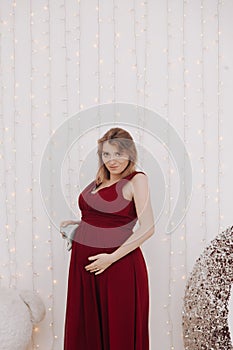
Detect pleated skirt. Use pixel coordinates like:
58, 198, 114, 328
64, 241, 149, 350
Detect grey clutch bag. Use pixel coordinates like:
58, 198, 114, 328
60, 223, 79, 251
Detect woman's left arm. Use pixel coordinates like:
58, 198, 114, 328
111, 173, 155, 263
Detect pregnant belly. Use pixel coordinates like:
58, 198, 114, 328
73, 223, 134, 249
72, 240, 145, 274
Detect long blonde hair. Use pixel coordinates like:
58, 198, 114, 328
95, 127, 138, 186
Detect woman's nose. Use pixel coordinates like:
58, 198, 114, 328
109, 159, 117, 164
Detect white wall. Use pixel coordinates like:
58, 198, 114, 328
0, 1, 233, 349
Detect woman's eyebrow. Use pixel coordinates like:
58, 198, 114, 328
102, 151, 120, 153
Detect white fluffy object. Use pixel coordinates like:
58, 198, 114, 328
0, 287, 46, 350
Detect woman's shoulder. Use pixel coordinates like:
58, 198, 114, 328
126, 171, 147, 189
130, 170, 147, 179
129, 171, 148, 188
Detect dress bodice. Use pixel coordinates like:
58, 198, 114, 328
75, 170, 146, 248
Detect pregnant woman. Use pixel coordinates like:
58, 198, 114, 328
61, 127, 155, 350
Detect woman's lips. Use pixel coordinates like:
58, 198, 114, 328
109, 166, 118, 169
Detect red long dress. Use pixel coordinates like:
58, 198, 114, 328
64, 170, 150, 350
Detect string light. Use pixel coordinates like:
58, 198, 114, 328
199, 0, 208, 249
133, 0, 148, 163
182, 0, 188, 287
0, 2, 18, 290
28, 2, 35, 328
95, 0, 103, 151
62, 0, 77, 274
165, 0, 174, 347
0, 24, 12, 292
216, 0, 223, 235
10, 0, 18, 290
111, 1, 115, 103
141, 0, 148, 169
42, 1, 55, 348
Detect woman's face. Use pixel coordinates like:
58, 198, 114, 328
102, 141, 130, 175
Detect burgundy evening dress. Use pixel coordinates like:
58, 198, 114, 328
64, 170, 150, 350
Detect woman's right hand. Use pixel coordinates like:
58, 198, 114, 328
60, 220, 81, 237
60, 220, 80, 228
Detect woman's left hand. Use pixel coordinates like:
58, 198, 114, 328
85, 253, 114, 275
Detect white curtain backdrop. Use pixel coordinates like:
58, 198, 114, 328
0, 1, 232, 349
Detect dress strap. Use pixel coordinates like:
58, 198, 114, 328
127, 170, 146, 180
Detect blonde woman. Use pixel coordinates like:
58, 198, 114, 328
61, 127, 155, 350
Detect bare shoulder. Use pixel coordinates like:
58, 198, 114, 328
122, 172, 147, 201
131, 172, 148, 188
132, 172, 147, 180
130, 172, 150, 200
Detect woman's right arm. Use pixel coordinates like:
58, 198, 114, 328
59, 220, 81, 238
60, 219, 81, 228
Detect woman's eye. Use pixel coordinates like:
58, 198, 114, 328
102, 152, 123, 159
